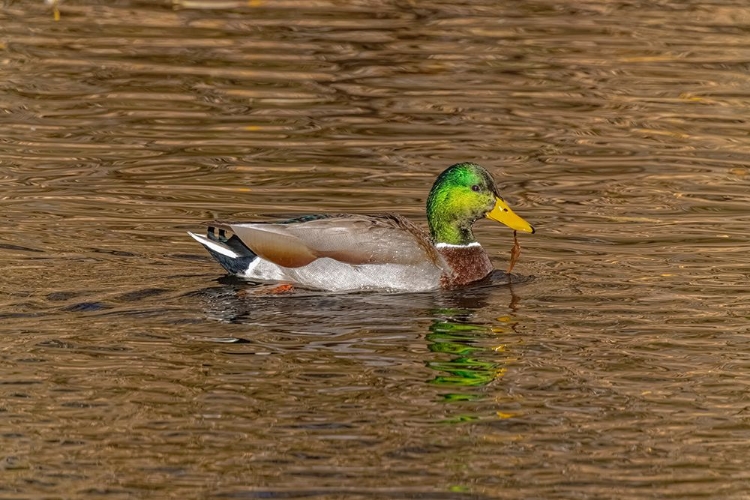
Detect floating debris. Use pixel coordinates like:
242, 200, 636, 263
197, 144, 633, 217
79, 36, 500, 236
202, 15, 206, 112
507, 230, 521, 274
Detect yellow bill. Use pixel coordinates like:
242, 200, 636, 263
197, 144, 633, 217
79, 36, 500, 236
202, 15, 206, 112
486, 197, 535, 233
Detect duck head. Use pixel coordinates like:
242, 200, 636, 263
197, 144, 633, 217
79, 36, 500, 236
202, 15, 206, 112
426, 162, 534, 246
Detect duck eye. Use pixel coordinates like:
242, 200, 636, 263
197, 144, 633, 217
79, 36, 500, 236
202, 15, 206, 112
471, 185, 481, 192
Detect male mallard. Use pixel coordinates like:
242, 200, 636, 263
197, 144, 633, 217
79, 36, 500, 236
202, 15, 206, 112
188, 162, 534, 292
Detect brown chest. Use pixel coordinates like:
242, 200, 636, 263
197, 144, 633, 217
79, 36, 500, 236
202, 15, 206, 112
437, 244, 494, 287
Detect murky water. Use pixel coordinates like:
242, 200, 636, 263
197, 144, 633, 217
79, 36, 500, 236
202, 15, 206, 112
1, 0, 750, 497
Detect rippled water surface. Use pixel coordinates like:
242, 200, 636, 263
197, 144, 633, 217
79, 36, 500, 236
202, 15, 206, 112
2, 0, 750, 498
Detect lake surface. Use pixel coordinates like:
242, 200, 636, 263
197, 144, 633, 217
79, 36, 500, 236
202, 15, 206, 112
1, 0, 750, 498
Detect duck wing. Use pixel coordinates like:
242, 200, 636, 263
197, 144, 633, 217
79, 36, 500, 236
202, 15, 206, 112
216, 214, 440, 269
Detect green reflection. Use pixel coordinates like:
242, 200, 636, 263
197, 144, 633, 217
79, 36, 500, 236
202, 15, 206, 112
429, 357, 500, 386
426, 311, 515, 403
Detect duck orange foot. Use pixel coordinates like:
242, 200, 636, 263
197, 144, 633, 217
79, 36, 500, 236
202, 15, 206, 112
238, 283, 296, 297
265, 284, 295, 294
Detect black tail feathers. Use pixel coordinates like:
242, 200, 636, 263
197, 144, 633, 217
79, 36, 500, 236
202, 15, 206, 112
205, 226, 258, 275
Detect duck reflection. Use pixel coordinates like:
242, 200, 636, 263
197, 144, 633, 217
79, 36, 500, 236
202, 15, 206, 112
192, 271, 526, 413
427, 275, 521, 405
426, 318, 509, 393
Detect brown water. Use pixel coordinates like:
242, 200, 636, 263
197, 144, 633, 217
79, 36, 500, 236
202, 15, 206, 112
2, 0, 750, 498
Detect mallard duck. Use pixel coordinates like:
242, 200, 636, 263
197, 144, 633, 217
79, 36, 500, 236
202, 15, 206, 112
188, 162, 534, 292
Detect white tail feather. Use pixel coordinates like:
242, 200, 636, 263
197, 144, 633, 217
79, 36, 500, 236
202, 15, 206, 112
187, 231, 239, 259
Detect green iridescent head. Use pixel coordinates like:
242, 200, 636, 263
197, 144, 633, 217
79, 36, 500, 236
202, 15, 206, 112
426, 162, 534, 245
